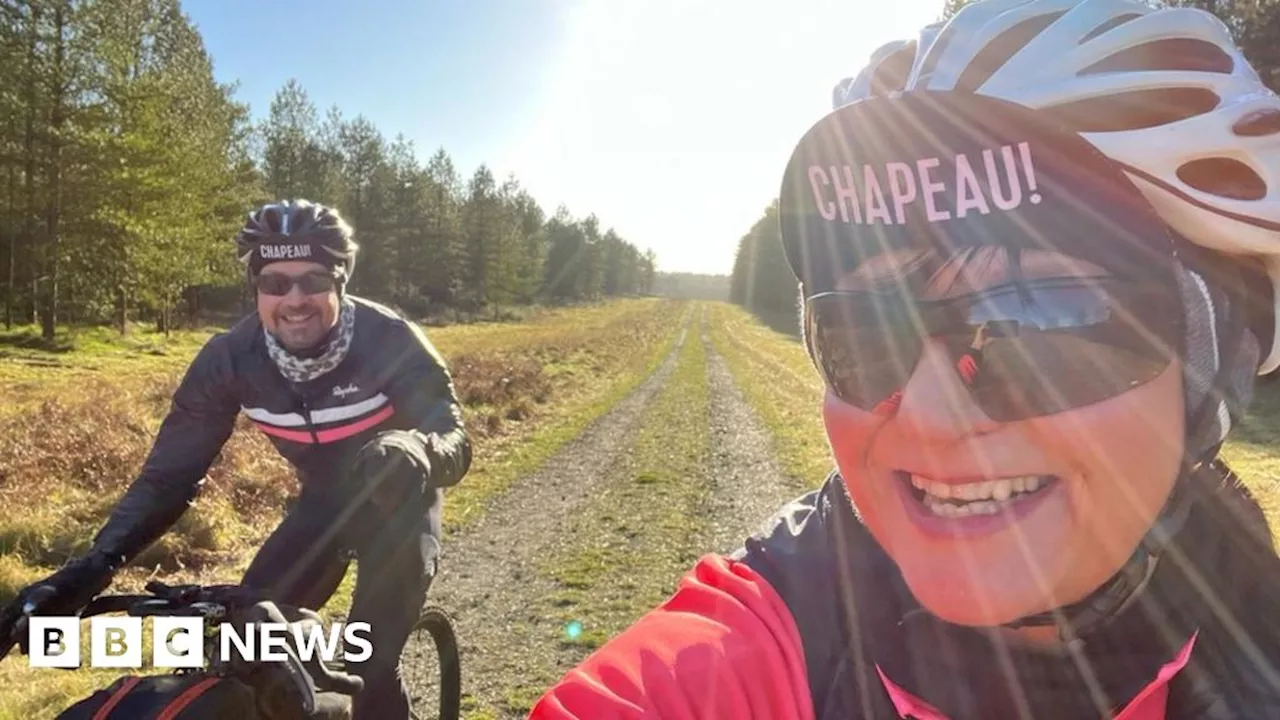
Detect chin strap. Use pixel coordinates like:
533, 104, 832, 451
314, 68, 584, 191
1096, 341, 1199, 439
999, 457, 1203, 646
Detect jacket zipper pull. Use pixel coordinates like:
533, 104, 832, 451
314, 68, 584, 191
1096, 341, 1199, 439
295, 388, 321, 445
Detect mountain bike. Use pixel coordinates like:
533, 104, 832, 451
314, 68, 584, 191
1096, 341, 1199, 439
0, 580, 461, 720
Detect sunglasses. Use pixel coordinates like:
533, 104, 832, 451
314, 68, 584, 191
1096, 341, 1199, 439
255, 271, 337, 297
803, 278, 1181, 422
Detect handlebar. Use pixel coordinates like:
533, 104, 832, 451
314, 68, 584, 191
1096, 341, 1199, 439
0, 582, 246, 662
0, 580, 365, 712
78, 581, 260, 620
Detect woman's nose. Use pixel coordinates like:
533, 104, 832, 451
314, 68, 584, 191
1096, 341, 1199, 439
891, 338, 999, 440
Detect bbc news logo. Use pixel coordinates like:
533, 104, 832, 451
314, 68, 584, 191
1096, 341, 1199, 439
26, 617, 373, 668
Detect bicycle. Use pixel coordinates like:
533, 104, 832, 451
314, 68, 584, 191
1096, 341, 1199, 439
0, 580, 461, 720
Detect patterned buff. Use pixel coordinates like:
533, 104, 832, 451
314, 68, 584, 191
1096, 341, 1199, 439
263, 296, 358, 384
1177, 263, 1260, 463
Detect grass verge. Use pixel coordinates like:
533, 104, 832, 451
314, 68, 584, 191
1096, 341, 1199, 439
1219, 377, 1280, 534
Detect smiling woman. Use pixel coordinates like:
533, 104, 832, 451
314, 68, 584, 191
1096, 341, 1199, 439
813, 245, 1187, 631
527, 2, 1280, 718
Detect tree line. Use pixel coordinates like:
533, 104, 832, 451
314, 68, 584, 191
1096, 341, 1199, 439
0, 0, 657, 339
731, 0, 1280, 320
258, 80, 657, 323
651, 272, 730, 301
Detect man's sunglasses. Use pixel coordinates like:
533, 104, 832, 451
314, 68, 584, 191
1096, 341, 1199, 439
255, 271, 337, 297
803, 278, 1181, 422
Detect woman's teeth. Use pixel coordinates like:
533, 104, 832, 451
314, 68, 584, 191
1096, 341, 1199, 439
910, 473, 1051, 517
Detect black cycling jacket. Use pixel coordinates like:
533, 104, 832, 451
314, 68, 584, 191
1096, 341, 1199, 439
88, 296, 471, 570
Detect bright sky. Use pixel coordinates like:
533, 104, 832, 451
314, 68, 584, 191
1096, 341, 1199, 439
183, 0, 946, 275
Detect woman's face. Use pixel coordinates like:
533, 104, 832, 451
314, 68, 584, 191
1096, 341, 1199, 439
823, 248, 1185, 628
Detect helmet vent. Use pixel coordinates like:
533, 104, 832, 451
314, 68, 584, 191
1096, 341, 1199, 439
1078, 39, 1234, 76
1232, 108, 1280, 137
1079, 13, 1142, 44
1044, 88, 1220, 132
916, 15, 967, 89
956, 11, 1067, 91
263, 206, 284, 233
871, 45, 916, 96
1176, 157, 1267, 201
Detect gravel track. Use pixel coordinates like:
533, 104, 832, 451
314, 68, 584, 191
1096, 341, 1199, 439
400, 306, 804, 719
700, 322, 803, 555
402, 312, 692, 718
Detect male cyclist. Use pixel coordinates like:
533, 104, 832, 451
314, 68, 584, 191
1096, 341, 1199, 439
0, 199, 472, 720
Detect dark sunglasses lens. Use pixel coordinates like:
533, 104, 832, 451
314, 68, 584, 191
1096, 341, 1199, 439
806, 293, 925, 410
973, 332, 1172, 421
257, 272, 335, 296
257, 274, 293, 296
297, 273, 336, 294
966, 283, 1177, 420
806, 281, 1177, 420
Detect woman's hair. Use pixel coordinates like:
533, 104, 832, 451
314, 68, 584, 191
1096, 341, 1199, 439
1164, 459, 1280, 717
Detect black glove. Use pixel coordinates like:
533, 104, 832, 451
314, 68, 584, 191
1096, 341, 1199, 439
0, 553, 116, 654
347, 431, 434, 512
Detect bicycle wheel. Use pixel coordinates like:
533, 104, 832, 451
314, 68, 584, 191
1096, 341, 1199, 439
402, 604, 461, 720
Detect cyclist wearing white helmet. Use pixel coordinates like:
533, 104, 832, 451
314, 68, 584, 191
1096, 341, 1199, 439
0, 200, 472, 720
530, 1, 1280, 718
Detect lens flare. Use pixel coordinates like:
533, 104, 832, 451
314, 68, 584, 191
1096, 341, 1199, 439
565, 620, 583, 641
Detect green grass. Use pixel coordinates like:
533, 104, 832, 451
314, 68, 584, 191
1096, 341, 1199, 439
1219, 377, 1280, 533
0, 322, 216, 358
0, 617, 169, 720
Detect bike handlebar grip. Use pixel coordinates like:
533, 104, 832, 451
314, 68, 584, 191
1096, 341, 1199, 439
304, 656, 365, 696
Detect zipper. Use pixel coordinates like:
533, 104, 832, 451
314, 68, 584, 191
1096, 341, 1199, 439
294, 387, 322, 445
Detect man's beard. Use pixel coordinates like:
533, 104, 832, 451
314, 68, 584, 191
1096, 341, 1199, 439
273, 306, 333, 355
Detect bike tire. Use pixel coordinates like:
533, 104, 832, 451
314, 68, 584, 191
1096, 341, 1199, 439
406, 604, 461, 720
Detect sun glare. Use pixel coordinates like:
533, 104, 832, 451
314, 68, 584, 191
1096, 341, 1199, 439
505, 0, 946, 275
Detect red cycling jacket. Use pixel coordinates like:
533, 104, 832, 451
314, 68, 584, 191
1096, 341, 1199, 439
529, 474, 1199, 720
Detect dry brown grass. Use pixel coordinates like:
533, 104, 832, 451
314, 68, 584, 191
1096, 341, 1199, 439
0, 377, 294, 584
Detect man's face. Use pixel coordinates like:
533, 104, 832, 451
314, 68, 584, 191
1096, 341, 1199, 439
255, 261, 340, 352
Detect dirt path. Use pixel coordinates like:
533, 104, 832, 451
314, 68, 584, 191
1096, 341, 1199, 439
401, 306, 802, 719
700, 322, 802, 555
403, 310, 693, 719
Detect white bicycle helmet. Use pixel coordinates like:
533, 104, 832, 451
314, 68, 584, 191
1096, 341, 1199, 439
836, 0, 1280, 374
